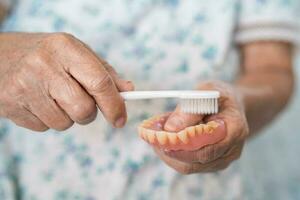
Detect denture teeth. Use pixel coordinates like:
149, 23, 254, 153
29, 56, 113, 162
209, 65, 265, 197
177, 130, 189, 144
167, 132, 178, 145
156, 131, 168, 145
195, 124, 204, 135
207, 121, 219, 129
146, 130, 156, 143
186, 127, 196, 138
203, 124, 214, 134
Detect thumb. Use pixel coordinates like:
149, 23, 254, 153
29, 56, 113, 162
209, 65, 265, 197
164, 106, 204, 132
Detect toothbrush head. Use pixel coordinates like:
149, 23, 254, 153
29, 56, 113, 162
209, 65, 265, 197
178, 91, 220, 115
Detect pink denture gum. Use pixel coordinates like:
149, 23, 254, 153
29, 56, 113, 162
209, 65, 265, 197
138, 113, 226, 151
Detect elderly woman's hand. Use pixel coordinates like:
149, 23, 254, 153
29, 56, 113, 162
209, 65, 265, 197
154, 81, 249, 174
0, 33, 134, 131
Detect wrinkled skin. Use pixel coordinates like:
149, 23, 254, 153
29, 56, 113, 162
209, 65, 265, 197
0, 31, 294, 174
0, 33, 134, 131
152, 42, 294, 174
154, 81, 249, 173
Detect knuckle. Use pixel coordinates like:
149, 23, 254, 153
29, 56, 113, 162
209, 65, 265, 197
41, 33, 76, 51
46, 32, 74, 44
23, 48, 51, 70
72, 101, 96, 123
11, 75, 31, 95
54, 120, 74, 131
32, 125, 49, 132
102, 62, 115, 73
1, 79, 27, 105
89, 74, 114, 94
47, 113, 74, 131
12, 117, 49, 132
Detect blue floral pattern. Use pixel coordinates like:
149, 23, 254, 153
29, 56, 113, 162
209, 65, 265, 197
0, 0, 299, 199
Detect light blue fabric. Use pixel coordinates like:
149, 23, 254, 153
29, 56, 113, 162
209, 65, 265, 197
0, 0, 299, 199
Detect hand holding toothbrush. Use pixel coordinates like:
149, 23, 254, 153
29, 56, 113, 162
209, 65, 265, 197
0, 33, 134, 131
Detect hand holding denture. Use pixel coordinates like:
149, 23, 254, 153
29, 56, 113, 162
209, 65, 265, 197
138, 81, 249, 173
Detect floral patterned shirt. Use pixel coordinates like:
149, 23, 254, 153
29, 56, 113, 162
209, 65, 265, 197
0, 0, 299, 199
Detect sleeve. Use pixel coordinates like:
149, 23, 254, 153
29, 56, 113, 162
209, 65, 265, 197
235, 0, 300, 45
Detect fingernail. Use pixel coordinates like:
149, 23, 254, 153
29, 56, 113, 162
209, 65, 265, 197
164, 116, 184, 132
114, 117, 126, 128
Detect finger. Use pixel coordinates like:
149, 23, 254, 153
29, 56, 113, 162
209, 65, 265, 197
164, 106, 204, 132
155, 145, 241, 174
61, 43, 127, 128
29, 93, 74, 131
99, 58, 135, 92
165, 141, 226, 164
48, 75, 97, 125
164, 140, 242, 164
155, 147, 217, 174
154, 147, 200, 174
8, 108, 49, 132
202, 145, 243, 172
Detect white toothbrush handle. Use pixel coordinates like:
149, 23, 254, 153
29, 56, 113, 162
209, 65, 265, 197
120, 90, 220, 100
120, 91, 180, 100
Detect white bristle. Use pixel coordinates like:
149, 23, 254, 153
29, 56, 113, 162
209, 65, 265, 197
180, 97, 219, 115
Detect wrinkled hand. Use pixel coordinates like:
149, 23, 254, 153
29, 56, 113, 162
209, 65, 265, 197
154, 81, 249, 174
0, 33, 134, 131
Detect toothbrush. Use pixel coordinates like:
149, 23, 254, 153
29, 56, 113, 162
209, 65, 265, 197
120, 90, 220, 115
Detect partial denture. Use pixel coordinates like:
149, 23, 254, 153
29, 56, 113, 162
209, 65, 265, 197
138, 113, 226, 151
